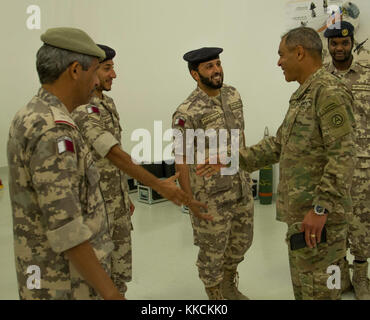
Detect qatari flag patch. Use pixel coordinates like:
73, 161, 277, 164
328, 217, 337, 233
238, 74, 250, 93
87, 105, 100, 114
57, 136, 75, 154
175, 117, 186, 127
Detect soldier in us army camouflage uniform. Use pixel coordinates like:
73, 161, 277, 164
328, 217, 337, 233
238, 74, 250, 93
172, 47, 254, 300
198, 28, 356, 300
324, 21, 370, 300
7, 28, 125, 300
72, 45, 209, 298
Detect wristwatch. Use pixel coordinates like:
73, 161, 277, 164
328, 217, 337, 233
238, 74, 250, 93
313, 205, 329, 216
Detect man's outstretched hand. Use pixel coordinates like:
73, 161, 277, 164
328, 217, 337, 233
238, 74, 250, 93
157, 173, 212, 220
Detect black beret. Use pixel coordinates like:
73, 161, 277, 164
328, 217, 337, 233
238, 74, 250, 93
324, 21, 354, 38
183, 47, 223, 64
97, 44, 116, 62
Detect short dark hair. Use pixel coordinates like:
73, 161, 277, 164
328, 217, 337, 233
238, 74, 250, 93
282, 27, 323, 58
188, 62, 199, 73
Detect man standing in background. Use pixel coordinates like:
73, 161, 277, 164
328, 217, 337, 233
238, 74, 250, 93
72, 44, 211, 296
172, 47, 254, 300
324, 21, 370, 300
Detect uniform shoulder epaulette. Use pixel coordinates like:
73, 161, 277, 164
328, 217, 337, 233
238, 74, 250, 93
50, 106, 77, 129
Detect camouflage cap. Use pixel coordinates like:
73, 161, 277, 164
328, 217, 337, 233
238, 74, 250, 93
324, 21, 354, 38
41, 27, 106, 61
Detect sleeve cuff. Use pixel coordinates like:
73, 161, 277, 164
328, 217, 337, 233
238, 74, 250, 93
46, 216, 93, 253
312, 198, 334, 213
93, 132, 119, 158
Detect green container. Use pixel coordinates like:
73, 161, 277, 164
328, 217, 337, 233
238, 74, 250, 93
259, 164, 273, 204
259, 126, 273, 205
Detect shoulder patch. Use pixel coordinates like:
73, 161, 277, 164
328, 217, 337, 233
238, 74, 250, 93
320, 105, 352, 142
51, 106, 77, 129
57, 136, 75, 154
86, 105, 100, 114
174, 116, 186, 127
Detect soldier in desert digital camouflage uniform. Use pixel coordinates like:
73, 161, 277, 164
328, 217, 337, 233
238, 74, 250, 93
197, 28, 356, 300
72, 45, 210, 297
72, 45, 133, 296
7, 28, 125, 300
172, 47, 254, 300
324, 21, 370, 300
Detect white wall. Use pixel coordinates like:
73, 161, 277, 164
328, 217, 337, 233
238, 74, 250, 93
1, 0, 369, 192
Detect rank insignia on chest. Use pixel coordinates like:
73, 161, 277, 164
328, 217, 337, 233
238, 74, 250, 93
175, 117, 186, 127
86, 105, 100, 114
57, 136, 75, 154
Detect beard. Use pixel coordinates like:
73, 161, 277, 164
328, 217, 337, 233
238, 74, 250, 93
330, 49, 353, 64
198, 72, 224, 89
97, 79, 112, 92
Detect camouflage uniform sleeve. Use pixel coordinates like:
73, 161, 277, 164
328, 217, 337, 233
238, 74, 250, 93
239, 126, 282, 172
172, 110, 193, 158
313, 86, 356, 212
72, 104, 119, 158
29, 127, 93, 253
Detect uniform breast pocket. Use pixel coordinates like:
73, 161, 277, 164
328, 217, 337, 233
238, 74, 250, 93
86, 163, 100, 187
230, 102, 244, 126
285, 106, 315, 153
200, 111, 225, 131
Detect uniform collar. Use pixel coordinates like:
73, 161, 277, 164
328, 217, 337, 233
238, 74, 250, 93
194, 86, 223, 106
327, 55, 361, 74
291, 67, 325, 101
37, 87, 70, 115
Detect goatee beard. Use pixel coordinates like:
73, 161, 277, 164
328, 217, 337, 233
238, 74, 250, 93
199, 73, 223, 89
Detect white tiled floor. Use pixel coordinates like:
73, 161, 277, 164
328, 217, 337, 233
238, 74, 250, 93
0, 166, 364, 300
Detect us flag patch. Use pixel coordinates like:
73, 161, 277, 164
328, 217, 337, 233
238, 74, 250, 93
57, 136, 75, 154
87, 105, 100, 114
175, 117, 186, 127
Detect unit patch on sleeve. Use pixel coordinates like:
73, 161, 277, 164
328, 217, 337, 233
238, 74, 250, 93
86, 105, 100, 114
57, 136, 75, 154
175, 117, 186, 127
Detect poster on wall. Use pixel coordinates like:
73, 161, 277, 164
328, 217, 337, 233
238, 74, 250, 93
285, 0, 369, 63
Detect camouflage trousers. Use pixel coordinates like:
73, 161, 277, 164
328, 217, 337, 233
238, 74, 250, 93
286, 222, 347, 300
348, 168, 370, 260
190, 196, 254, 288
66, 212, 133, 300
108, 203, 133, 297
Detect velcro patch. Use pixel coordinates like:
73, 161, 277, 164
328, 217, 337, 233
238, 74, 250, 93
57, 136, 75, 154
201, 112, 220, 125
321, 105, 352, 141
87, 105, 100, 114
229, 101, 243, 110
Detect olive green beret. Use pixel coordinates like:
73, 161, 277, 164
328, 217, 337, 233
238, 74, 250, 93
41, 27, 106, 61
